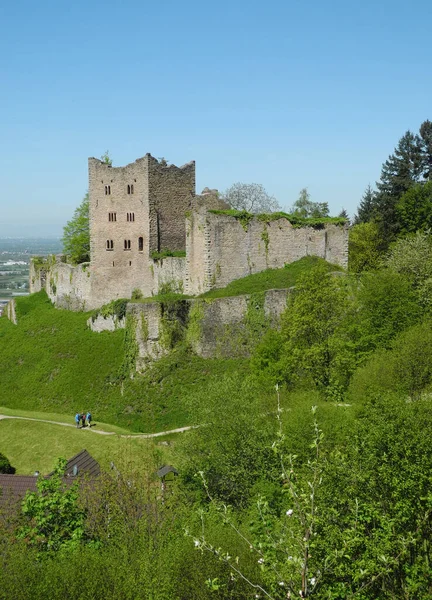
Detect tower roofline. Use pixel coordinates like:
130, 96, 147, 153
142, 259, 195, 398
88, 154, 195, 171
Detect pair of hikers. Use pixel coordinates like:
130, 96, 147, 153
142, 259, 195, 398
75, 412, 92, 428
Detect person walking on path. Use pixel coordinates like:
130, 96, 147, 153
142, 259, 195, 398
86, 411, 92, 427
81, 413, 86, 428
75, 413, 81, 428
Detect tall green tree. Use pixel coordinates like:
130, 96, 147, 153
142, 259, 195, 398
62, 193, 90, 264
354, 184, 377, 224
396, 181, 432, 234
420, 119, 432, 181
278, 265, 347, 389
348, 221, 382, 273
385, 230, 432, 311
290, 188, 329, 218
374, 130, 424, 245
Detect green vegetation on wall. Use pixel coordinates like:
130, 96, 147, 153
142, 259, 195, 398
209, 208, 347, 230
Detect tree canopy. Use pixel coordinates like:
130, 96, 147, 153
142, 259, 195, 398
62, 193, 90, 265
223, 182, 280, 213
353, 120, 432, 249
290, 188, 329, 218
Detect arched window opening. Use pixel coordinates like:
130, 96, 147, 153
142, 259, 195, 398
129, 261, 132, 266
127, 184, 131, 194
138, 237, 144, 251
108, 212, 116, 222
131, 184, 134, 194
127, 212, 135, 222
124, 239, 131, 250
106, 240, 114, 250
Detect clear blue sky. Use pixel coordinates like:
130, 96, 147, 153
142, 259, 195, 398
0, 0, 431, 236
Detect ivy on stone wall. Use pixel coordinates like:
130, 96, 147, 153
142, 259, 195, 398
261, 227, 270, 259
209, 209, 347, 230
91, 299, 128, 322
118, 314, 138, 380
159, 300, 190, 350
185, 300, 205, 347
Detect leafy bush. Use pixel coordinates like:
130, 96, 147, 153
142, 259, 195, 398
0, 452, 15, 474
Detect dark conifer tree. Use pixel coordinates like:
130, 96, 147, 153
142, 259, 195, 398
374, 130, 424, 246
354, 184, 376, 224
420, 120, 432, 181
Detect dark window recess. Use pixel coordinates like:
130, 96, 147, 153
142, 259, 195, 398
127, 184, 134, 195
124, 239, 131, 250
112, 261, 115, 267
138, 236, 144, 251
129, 261, 132, 266
108, 212, 116, 222
106, 240, 114, 250
127, 212, 135, 222
105, 185, 111, 195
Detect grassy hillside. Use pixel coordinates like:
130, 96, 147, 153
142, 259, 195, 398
0, 257, 339, 433
0, 418, 168, 475
0, 292, 249, 431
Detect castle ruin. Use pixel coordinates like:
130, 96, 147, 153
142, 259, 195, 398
30, 154, 349, 311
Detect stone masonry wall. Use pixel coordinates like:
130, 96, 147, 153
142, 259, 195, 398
88, 156, 154, 305
88, 289, 291, 366
30, 257, 93, 310
152, 257, 186, 294
147, 156, 195, 253
185, 209, 349, 295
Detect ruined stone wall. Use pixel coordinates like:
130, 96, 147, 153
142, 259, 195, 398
185, 210, 349, 294
30, 257, 93, 310
147, 156, 195, 253
90, 289, 291, 366
6, 299, 17, 324
152, 257, 186, 294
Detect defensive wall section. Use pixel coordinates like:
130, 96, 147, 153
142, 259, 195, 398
87, 288, 292, 367
29, 210, 348, 310
185, 208, 349, 295
30, 255, 185, 311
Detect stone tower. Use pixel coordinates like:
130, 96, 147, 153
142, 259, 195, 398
88, 154, 195, 303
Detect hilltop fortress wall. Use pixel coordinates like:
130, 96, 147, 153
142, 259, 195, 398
185, 207, 349, 295
29, 153, 349, 311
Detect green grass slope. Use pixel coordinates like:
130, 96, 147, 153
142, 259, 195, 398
0, 292, 248, 432
201, 256, 342, 299
0, 258, 341, 433
0, 417, 176, 475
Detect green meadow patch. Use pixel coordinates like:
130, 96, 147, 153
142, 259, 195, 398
201, 256, 342, 299
0, 292, 248, 432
